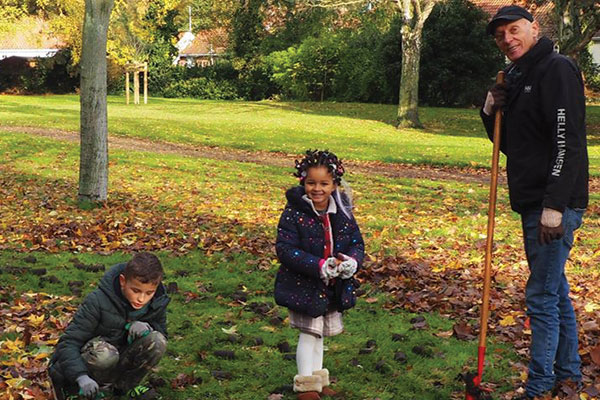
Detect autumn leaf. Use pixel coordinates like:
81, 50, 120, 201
589, 345, 600, 365
498, 315, 516, 327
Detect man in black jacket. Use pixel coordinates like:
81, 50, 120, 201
49, 253, 170, 399
482, 5, 588, 399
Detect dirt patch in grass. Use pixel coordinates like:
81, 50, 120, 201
1, 125, 506, 185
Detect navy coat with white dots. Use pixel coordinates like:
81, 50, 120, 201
274, 185, 364, 317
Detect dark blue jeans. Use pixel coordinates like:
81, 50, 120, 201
522, 207, 584, 397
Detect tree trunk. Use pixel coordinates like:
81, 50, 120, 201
395, 0, 437, 129
397, 28, 423, 128
78, 0, 114, 203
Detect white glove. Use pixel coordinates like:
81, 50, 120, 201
540, 207, 562, 227
320, 257, 340, 285
338, 253, 357, 279
76, 374, 99, 399
483, 91, 495, 116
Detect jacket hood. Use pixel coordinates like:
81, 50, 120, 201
98, 263, 169, 312
285, 186, 311, 212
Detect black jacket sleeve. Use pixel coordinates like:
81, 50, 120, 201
54, 292, 101, 382
539, 58, 586, 212
480, 108, 507, 155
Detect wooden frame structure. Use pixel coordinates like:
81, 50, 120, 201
125, 62, 147, 104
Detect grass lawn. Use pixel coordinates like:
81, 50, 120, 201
1, 96, 599, 399
1, 95, 599, 173
0, 131, 528, 399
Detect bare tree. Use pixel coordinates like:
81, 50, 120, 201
78, 0, 115, 203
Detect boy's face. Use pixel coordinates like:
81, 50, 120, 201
119, 274, 159, 310
304, 166, 336, 211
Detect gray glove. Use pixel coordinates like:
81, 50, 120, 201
320, 257, 340, 285
337, 253, 357, 279
76, 374, 99, 399
127, 321, 153, 343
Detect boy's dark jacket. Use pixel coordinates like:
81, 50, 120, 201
49, 263, 170, 383
274, 186, 365, 317
481, 36, 588, 214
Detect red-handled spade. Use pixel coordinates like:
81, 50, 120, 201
463, 70, 504, 400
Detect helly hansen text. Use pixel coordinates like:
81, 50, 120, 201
552, 108, 566, 177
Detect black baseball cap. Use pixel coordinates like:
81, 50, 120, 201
486, 5, 534, 35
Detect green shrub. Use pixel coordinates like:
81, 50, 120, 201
162, 77, 239, 100
0, 49, 78, 94
333, 26, 396, 103
578, 49, 600, 93
419, 0, 504, 107
267, 33, 341, 101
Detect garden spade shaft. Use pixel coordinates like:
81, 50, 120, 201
464, 70, 504, 400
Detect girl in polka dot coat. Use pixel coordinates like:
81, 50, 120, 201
274, 150, 364, 400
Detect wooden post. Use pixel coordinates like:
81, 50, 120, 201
125, 71, 129, 105
143, 62, 148, 104
133, 70, 140, 105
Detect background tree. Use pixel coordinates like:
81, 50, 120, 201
525, 0, 600, 61
305, 0, 440, 128
419, 0, 504, 107
78, 0, 114, 203
392, 0, 441, 128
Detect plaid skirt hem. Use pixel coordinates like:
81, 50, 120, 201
289, 309, 343, 338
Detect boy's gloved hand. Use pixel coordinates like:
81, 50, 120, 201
320, 257, 340, 285
126, 321, 153, 344
76, 374, 99, 399
337, 253, 358, 279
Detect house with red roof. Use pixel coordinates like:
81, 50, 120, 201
174, 28, 228, 67
0, 18, 62, 62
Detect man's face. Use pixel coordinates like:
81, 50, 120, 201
493, 18, 539, 62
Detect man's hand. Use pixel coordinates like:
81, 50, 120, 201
76, 375, 99, 399
337, 253, 357, 279
483, 83, 507, 115
127, 321, 153, 344
538, 208, 564, 245
320, 257, 340, 285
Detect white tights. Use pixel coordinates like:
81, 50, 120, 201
296, 332, 323, 376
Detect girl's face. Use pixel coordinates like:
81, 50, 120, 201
304, 166, 336, 210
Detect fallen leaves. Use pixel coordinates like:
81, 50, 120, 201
359, 250, 600, 398
0, 288, 76, 400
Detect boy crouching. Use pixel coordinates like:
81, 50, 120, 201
49, 252, 170, 399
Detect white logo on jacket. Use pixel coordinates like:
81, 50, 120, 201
524, 85, 532, 93
552, 108, 566, 177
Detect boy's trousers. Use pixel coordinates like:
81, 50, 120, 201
82, 331, 167, 391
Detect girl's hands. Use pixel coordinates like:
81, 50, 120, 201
320, 257, 341, 285
337, 253, 357, 279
